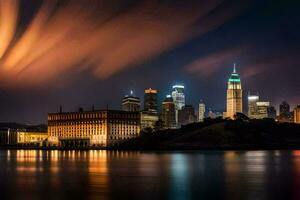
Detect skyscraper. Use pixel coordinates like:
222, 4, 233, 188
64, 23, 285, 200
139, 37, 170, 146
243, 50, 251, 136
255, 102, 270, 119
122, 90, 141, 112
171, 84, 185, 125
278, 101, 293, 122
280, 101, 290, 115
142, 88, 159, 130
198, 101, 206, 122
178, 105, 196, 126
294, 105, 300, 124
248, 93, 259, 118
224, 64, 243, 119
161, 95, 176, 129
144, 88, 158, 112
267, 106, 277, 119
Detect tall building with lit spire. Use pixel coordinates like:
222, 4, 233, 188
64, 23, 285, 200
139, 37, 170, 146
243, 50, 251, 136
171, 84, 185, 126
224, 64, 243, 119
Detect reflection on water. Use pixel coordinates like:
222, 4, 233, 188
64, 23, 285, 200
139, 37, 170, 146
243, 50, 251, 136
0, 150, 299, 200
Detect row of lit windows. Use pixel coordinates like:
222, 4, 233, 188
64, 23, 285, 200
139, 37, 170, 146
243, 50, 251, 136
48, 113, 140, 121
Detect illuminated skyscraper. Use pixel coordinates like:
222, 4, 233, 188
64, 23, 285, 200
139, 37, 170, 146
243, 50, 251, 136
142, 88, 159, 130
248, 93, 259, 118
224, 64, 243, 119
255, 101, 270, 119
122, 90, 141, 112
161, 95, 176, 129
144, 88, 158, 113
198, 101, 206, 122
171, 84, 185, 125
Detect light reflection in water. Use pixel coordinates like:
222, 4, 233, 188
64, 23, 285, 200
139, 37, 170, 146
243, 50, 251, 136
0, 150, 299, 200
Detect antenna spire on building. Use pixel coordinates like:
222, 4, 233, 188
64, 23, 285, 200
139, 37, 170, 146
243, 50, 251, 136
233, 63, 236, 73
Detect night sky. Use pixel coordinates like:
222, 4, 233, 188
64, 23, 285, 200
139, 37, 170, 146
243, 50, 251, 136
0, 0, 299, 124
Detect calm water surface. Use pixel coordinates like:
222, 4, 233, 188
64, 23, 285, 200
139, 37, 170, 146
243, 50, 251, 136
0, 150, 300, 200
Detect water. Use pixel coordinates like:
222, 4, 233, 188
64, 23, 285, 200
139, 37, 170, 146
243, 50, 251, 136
0, 150, 299, 200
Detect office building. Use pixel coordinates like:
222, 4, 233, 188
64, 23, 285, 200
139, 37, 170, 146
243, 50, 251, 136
294, 105, 300, 124
198, 101, 206, 122
278, 101, 293, 122
224, 64, 243, 119
280, 101, 290, 115
267, 106, 277, 119
140, 111, 159, 130
171, 84, 185, 125
161, 95, 176, 129
144, 88, 158, 112
122, 90, 141, 112
254, 102, 270, 119
248, 93, 259, 118
48, 109, 140, 147
178, 105, 196, 126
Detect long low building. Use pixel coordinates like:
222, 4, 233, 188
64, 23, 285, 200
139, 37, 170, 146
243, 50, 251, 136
0, 128, 48, 146
47, 109, 141, 147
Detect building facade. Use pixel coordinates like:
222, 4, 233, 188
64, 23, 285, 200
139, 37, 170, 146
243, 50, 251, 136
267, 106, 277, 119
140, 111, 159, 130
294, 105, 300, 124
178, 105, 196, 126
278, 101, 293, 122
161, 95, 176, 129
144, 88, 158, 112
248, 94, 259, 118
48, 110, 140, 147
171, 85, 185, 125
254, 102, 270, 119
0, 129, 47, 146
224, 65, 243, 119
122, 91, 141, 112
198, 101, 206, 122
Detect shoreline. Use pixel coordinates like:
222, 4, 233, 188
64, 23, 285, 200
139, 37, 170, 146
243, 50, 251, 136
1, 145, 300, 151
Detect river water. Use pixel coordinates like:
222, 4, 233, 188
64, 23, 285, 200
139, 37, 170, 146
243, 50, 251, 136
0, 150, 299, 200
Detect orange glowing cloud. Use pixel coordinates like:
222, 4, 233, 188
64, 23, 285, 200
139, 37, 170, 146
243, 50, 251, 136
0, 0, 18, 59
0, 0, 251, 88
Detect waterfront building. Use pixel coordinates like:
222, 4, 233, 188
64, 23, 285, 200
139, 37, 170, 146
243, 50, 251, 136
178, 105, 196, 126
122, 90, 141, 112
0, 128, 17, 146
144, 88, 158, 112
198, 101, 206, 122
224, 64, 243, 119
294, 105, 300, 124
0, 129, 47, 146
161, 95, 176, 129
140, 111, 159, 130
48, 109, 140, 147
171, 84, 185, 125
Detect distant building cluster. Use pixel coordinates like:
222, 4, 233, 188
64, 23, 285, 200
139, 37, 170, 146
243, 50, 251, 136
1, 64, 299, 148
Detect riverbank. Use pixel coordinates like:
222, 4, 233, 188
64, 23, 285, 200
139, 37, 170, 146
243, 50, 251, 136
1, 119, 300, 151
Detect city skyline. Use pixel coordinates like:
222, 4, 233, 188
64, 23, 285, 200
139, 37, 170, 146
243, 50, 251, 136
0, 0, 299, 124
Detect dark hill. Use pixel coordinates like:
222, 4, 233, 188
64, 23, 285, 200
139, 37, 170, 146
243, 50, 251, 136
116, 118, 300, 150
